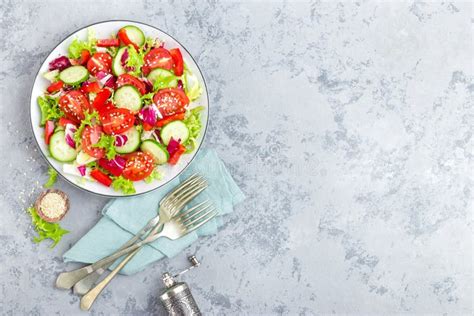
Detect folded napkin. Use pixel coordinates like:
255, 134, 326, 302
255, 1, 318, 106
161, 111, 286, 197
63, 149, 245, 275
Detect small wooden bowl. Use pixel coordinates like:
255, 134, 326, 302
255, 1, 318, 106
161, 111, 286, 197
34, 189, 70, 223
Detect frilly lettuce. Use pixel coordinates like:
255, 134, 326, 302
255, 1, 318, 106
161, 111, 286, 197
183, 106, 204, 153
111, 176, 136, 195
68, 28, 97, 59
27, 206, 69, 248
144, 169, 163, 184
74, 111, 99, 145
44, 167, 58, 188
93, 134, 117, 160
37, 96, 64, 126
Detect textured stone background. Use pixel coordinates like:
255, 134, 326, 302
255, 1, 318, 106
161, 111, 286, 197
0, 0, 472, 315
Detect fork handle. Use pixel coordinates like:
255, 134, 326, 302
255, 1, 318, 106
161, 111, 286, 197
80, 248, 140, 311
56, 229, 166, 290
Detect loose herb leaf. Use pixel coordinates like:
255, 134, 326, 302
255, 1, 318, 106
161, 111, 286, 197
126, 45, 144, 76
27, 206, 69, 248
44, 167, 58, 188
141, 92, 155, 105
111, 176, 136, 195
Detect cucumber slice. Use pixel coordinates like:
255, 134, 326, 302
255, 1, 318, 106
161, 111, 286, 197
140, 140, 169, 164
59, 66, 89, 85
115, 126, 141, 154
113, 85, 142, 112
160, 120, 189, 146
147, 68, 178, 89
112, 47, 127, 76
122, 25, 145, 47
49, 131, 77, 162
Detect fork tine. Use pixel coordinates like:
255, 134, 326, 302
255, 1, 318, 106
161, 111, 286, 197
174, 200, 211, 221
179, 202, 213, 224
162, 174, 200, 200
182, 209, 218, 232
165, 179, 207, 209
163, 177, 207, 206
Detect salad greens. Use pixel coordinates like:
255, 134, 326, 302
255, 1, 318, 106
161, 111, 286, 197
44, 167, 58, 188
125, 45, 145, 77
27, 206, 69, 248
68, 28, 97, 59
183, 106, 204, 153
93, 134, 117, 160
37, 96, 64, 126
144, 169, 162, 183
74, 111, 99, 145
111, 176, 136, 195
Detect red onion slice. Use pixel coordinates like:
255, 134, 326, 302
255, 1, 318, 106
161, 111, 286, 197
114, 134, 128, 147
77, 165, 86, 176
64, 124, 77, 149
167, 137, 181, 156
138, 104, 159, 126
49, 56, 71, 71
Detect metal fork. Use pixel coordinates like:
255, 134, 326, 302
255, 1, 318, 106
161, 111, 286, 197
56, 174, 207, 291
80, 200, 218, 311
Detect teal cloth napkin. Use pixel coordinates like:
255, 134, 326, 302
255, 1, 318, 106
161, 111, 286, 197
63, 149, 245, 275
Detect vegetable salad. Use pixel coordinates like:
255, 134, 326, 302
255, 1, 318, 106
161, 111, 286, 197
37, 25, 204, 195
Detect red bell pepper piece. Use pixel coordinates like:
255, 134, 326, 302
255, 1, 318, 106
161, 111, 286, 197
117, 28, 139, 50
155, 113, 186, 128
169, 48, 184, 76
90, 169, 113, 186
168, 144, 186, 165
97, 38, 120, 47
44, 120, 55, 145
92, 89, 112, 114
46, 81, 64, 94
79, 49, 91, 65
80, 81, 101, 94
98, 157, 126, 177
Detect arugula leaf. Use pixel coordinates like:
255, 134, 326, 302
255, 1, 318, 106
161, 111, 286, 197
37, 96, 64, 126
183, 106, 204, 153
126, 45, 144, 76
44, 167, 58, 188
144, 169, 162, 184
111, 176, 136, 195
27, 206, 69, 248
92, 134, 117, 160
68, 28, 97, 59
74, 111, 99, 145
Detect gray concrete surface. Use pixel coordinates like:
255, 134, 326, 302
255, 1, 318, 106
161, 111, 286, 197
0, 0, 472, 315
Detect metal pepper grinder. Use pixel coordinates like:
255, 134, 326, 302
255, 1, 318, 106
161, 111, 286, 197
159, 255, 202, 316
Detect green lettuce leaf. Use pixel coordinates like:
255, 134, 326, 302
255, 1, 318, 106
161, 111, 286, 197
183, 66, 202, 101
144, 169, 163, 184
74, 111, 99, 145
111, 176, 136, 195
92, 134, 116, 160
68, 28, 97, 59
27, 206, 69, 248
37, 96, 64, 126
183, 106, 204, 153
126, 45, 144, 76
44, 167, 58, 188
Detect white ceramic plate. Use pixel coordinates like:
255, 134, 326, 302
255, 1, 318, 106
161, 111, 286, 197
30, 20, 208, 197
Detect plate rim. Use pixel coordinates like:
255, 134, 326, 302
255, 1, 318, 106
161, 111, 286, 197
29, 19, 209, 198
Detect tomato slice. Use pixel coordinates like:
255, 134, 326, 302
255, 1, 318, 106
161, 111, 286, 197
59, 90, 91, 124
117, 28, 139, 50
97, 39, 120, 47
87, 52, 112, 76
46, 81, 64, 94
82, 125, 105, 158
155, 113, 185, 127
80, 81, 101, 94
100, 108, 135, 135
169, 48, 184, 76
143, 48, 173, 75
79, 50, 91, 65
122, 152, 154, 181
116, 74, 147, 95
92, 89, 112, 114
153, 88, 189, 118
90, 169, 113, 186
